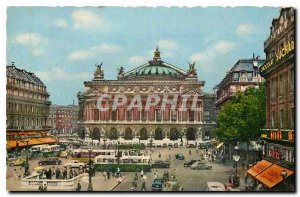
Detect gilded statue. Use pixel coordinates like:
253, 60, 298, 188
188, 61, 197, 76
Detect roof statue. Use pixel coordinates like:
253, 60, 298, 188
93, 62, 104, 80
188, 61, 197, 76
118, 66, 124, 76
153, 46, 161, 60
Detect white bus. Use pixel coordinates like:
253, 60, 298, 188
94, 149, 151, 172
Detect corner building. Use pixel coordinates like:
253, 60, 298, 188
77, 48, 208, 145
246, 8, 295, 191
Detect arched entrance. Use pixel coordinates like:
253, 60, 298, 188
140, 128, 148, 140
155, 128, 163, 140
92, 128, 100, 140
109, 128, 118, 140
170, 128, 179, 140
124, 128, 133, 140
186, 128, 196, 140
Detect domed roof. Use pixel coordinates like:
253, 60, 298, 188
122, 47, 188, 80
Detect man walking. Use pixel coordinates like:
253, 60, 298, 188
140, 175, 147, 191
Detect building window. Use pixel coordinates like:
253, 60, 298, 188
270, 78, 276, 102
271, 111, 275, 127
127, 110, 132, 121
189, 110, 194, 121
280, 109, 285, 127
156, 110, 162, 121
291, 107, 294, 128
279, 74, 286, 98
171, 110, 177, 122
111, 110, 117, 121
141, 110, 147, 121
240, 72, 247, 82
247, 72, 253, 82
232, 73, 239, 81
290, 68, 294, 93
204, 110, 210, 122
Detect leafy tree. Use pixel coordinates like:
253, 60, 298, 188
215, 83, 266, 163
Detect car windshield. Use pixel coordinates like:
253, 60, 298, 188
153, 179, 162, 184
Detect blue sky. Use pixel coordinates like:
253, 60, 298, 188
6, 7, 280, 105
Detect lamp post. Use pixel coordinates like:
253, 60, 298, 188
87, 148, 93, 191
281, 170, 287, 191
24, 140, 30, 177
232, 145, 240, 187
150, 135, 153, 151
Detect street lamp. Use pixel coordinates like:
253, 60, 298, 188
281, 170, 287, 191
24, 140, 30, 177
87, 148, 93, 191
150, 135, 153, 151
232, 145, 240, 187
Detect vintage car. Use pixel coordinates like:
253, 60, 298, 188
205, 182, 226, 191
60, 151, 68, 158
173, 143, 178, 148
151, 160, 170, 168
175, 153, 185, 160
186, 144, 197, 148
33, 166, 45, 173
183, 159, 200, 167
9, 158, 26, 167
190, 161, 212, 170
152, 178, 164, 191
162, 181, 183, 191
64, 160, 86, 168
38, 158, 62, 165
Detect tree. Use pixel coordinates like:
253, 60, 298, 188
215, 83, 266, 164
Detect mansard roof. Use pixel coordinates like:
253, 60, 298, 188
6, 65, 45, 86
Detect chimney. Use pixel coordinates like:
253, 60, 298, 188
11, 61, 15, 66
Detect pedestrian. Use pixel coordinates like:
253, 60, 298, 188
134, 172, 138, 181
38, 185, 43, 191
131, 179, 137, 191
103, 171, 107, 181
76, 182, 81, 191
173, 169, 176, 179
107, 170, 110, 180
140, 175, 147, 191
140, 169, 144, 177
43, 183, 47, 191
229, 173, 232, 184
244, 172, 248, 184
154, 170, 158, 179
189, 150, 191, 155
166, 171, 169, 181
158, 152, 161, 158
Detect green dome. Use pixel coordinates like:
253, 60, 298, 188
135, 64, 180, 77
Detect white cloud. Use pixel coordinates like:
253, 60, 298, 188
191, 40, 236, 62
236, 24, 255, 35
13, 33, 48, 56
54, 19, 68, 27
157, 39, 179, 58
36, 67, 91, 82
128, 56, 148, 66
69, 44, 122, 61
71, 9, 104, 29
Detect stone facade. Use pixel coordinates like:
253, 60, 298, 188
215, 58, 265, 111
77, 48, 212, 144
6, 64, 51, 131
259, 7, 295, 180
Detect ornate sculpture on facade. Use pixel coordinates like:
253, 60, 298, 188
188, 61, 197, 76
118, 66, 124, 76
94, 62, 104, 80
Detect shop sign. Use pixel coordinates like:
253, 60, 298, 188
260, 41, 294, 74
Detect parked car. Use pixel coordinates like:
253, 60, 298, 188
152, 160, 170, 168
33, 166, 45, 173
191, 161, 212, 170
174, 143, 178, 148
9, 158, 26, 167
64, 160, 86, 168
38, 158, 62, 166
152, 178, 164, 191
162, 143, 168, 148
183, 159, 200, 167
60, 151, 68, 158
186, 144, 197, 148
162, 181, 183, 191
175, 153, 185, 160
168, 143, 173, 148
205, 182, 226, 191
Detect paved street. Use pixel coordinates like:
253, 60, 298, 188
6, 146, 247, 191
113, 147, 247, 191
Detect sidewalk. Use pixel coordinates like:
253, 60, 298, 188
80, 172, 126, 191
